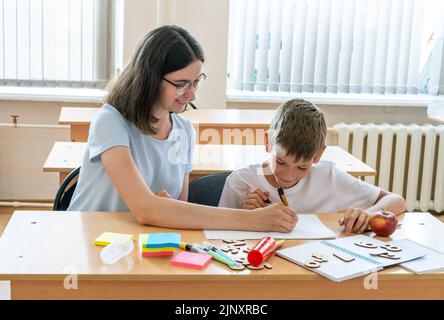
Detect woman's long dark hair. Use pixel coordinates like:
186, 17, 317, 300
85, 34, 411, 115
106, 25, 204, 135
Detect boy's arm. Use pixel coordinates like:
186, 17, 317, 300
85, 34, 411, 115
340, 190, 406, 234
219, 174, 270, 209
218, 177, 241, 208
365, 190, 406, 216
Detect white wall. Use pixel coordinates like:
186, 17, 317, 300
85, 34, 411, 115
0, 0, 438, 200
174, 0, 229, 109
0, 125, 70, 199
122, 0, 229, 109
0, 101, 98, 200
122, 0, 158, 64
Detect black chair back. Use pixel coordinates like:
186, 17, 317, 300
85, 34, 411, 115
53, 167, 80, 211
188, 172, 231, 207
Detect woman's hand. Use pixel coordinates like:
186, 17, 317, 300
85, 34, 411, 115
242, 188, 271, 210
339, 208, 372, 234
253, 203, 298, 232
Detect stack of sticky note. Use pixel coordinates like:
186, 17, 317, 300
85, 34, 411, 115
94, 232, 135, 246
139, 233, 181, 257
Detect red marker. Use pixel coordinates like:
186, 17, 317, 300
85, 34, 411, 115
247, 236, 284, 266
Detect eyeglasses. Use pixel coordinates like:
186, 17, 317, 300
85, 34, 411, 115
161, 73, 206, 96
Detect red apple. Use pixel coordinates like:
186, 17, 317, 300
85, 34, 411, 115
369, 210, 398, 237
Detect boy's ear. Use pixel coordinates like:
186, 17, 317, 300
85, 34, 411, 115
313, 145, 327, 163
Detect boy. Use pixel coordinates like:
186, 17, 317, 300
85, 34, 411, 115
218, 99, 406, 234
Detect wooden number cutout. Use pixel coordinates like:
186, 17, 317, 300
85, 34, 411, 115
305, 252, 329, 268
354, 241, 378, 249
305, 260, 321, 268
380, 244, 402, 252
333, 252, 356, 262
312, 253, 328, 263
370, 251, 401, 260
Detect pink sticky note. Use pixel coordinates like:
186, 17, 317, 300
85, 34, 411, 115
141, 251, 174, 257
171, 251, 212, 269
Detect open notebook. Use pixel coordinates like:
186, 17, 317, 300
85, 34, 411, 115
204, 214, 336, 240
276, 235, 426, 282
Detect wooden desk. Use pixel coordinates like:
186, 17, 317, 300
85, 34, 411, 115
0, 211, 443, 299
43, 142, 376, 184
44, 142, 85, 184
59, 107, 99, 142
59, 107, 275, 144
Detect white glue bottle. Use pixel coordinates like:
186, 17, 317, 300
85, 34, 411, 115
100, 236, 134, 265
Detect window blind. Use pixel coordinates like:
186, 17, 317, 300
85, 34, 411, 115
0, 0, 115, 89
227, 0, 444, 96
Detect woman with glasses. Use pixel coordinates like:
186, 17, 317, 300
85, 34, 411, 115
68, 25, 297, 232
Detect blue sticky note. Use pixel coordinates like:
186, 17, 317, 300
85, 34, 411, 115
144, 233, 181, 248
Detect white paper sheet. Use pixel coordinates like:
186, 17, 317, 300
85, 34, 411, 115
398, 239, 444, 274
204, 214, 336, 240
390, 212, 444, 253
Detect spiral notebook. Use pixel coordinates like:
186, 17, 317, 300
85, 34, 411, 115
276, 235, 426, 282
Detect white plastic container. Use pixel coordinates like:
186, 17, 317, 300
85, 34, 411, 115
100, 236, 134, 265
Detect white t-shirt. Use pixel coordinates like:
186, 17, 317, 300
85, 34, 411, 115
68, 104, 195, 212
218, 161, 381, 213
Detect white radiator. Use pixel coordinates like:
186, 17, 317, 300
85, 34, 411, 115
331, 123, 444, 213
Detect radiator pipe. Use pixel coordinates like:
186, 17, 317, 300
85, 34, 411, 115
0, 123, 68, 129
0, 201, 53, 208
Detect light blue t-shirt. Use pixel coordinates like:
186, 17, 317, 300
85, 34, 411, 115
68, 104, 195, 212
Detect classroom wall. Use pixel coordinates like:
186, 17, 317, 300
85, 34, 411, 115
0, 0, 437, 201
0, 101, 98, 200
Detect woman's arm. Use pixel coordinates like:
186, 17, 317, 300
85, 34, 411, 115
177, 173, 190, 201
101, 146, 297, 231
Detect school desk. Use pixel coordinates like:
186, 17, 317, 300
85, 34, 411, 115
59, 107, 99, 142
0, 211, 443, 299
59, 107, 275, 144
43, 142, 376, 184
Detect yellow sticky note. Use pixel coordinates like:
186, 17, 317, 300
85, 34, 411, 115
94, 232, 135, 246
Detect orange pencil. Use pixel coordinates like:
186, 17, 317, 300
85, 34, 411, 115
275, 240, 285, 248
277, 187, 289, 206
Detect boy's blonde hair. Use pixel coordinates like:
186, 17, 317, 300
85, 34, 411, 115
269, 99, 326, 161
